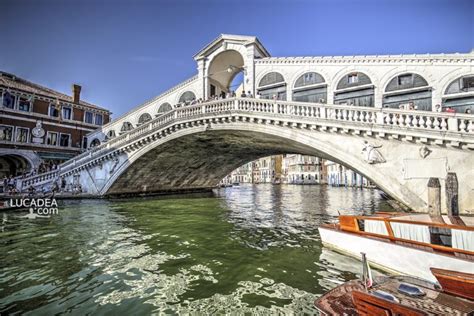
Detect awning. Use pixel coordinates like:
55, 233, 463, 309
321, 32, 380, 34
37, 151, 76, 160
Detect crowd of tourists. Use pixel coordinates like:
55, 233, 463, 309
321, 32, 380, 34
174, 90, 263, 108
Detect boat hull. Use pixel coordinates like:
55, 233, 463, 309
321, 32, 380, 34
318, 226, 474, 282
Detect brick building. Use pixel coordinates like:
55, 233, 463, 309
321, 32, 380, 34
0, 71, 111, 178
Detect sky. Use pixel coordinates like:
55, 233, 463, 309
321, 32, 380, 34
1, 0, 472, 118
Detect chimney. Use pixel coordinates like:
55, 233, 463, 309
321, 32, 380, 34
72, 84, 81, 104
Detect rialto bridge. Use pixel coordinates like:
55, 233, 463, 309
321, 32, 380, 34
19, 34, 474, 214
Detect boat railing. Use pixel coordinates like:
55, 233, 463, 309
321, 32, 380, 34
335, 215, 474, 258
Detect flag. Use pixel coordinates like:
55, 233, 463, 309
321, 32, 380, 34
361, 252, 373, 289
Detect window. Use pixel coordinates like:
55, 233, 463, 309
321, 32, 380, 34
62, 107, 72, 120
461, 76, 474, 91
121, 122, 133, 132
16, 127, 29, 143
429, 227, 452, 247
348, 74, 359, 84
0, 125, 13, 141
95, 113, 103, 125
178, 91, 196, 104
84, 111, 93, 124
90, 138, 101, 147
82, 136, 88, 149
59, 133, 70, 147
2, 92, 16, 109
158, 103, 172, 114
258, 72, 287, 100
49, 104, 59, 117
138, 113, 152, 125
398, 74, 413, 86
46, 132, 58, 146
106, 130, 116, 140
18, 97, 31, 112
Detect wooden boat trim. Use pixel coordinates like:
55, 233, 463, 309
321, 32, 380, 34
321, 223, 474, 257
345, 214, 474, 231
430, 267, 474, 300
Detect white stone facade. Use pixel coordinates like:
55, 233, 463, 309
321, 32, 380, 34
85, 34, 474, 146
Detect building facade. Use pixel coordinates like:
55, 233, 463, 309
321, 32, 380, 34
325, 160, 372, 187
0, 71, 111, 178
85, 34, 474, 145
283, 154, 323, 184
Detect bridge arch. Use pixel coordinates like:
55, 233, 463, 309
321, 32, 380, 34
207, 49, 245, 96
100, 122, 425, 212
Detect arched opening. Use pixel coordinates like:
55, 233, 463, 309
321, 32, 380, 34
120, 122, 134, 134
443, 75, 474, 113
258, 72, 287, 100
104, 129, 389, 203
138, 113, 152, 125
292, 72, 327, 103
157, 103, 172, 116
90, 138, 101, 147
383, 73, 432, 110
105, 130, 116, 141
178, 91, 196, 105
334, 72, 374, 107
0, 154, 32, 178
207, 50, 245, 98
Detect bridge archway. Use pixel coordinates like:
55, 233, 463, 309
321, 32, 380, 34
100, 123, 427, 212
0, 154, 32, 178
207, 49, 245, 97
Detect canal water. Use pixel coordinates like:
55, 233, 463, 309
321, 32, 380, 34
0, 184, 394, 314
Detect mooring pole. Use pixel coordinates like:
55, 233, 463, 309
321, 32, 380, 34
445, 172, 459, 216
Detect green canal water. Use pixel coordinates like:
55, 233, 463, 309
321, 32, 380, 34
0, 184, 393, 314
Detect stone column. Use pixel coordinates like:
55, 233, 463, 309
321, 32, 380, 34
427, 178, 441, 217
445, 172, 459, 216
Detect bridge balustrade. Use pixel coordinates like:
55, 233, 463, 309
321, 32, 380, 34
20, 97, 474, 190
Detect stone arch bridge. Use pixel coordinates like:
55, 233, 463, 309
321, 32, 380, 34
21, 98, 474, 214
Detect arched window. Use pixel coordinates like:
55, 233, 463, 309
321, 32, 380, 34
90, 138, 101, 147
120, 122, 133, 133
334, 72, 374, 107
138, 113, 152, 125
443, 75, 474, 113
293, 72, 327, 103
179, 91, 196, 104
258, 72, 286, 100
383, 73, 431, 110
105, 130, 116, 140
157, 103, 172, 116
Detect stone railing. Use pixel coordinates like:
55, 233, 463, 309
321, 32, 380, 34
22, 98, 474, 186
19, 170, 59, 188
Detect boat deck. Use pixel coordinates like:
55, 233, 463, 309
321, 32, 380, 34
315, 275, 474, 315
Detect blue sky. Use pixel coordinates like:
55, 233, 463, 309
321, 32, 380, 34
1, 0, 472, 118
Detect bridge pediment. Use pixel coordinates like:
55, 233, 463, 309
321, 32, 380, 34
193, 34, 270, 61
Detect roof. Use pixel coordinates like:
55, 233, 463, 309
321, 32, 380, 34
0, 71, 109, 112
193, 34, 271, 60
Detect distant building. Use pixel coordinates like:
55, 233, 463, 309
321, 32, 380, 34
283, 154, 323, 184
0, 71, 111, 178
325, 160, 372, 187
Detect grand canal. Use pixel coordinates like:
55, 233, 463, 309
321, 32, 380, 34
0, 184, 393, 314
